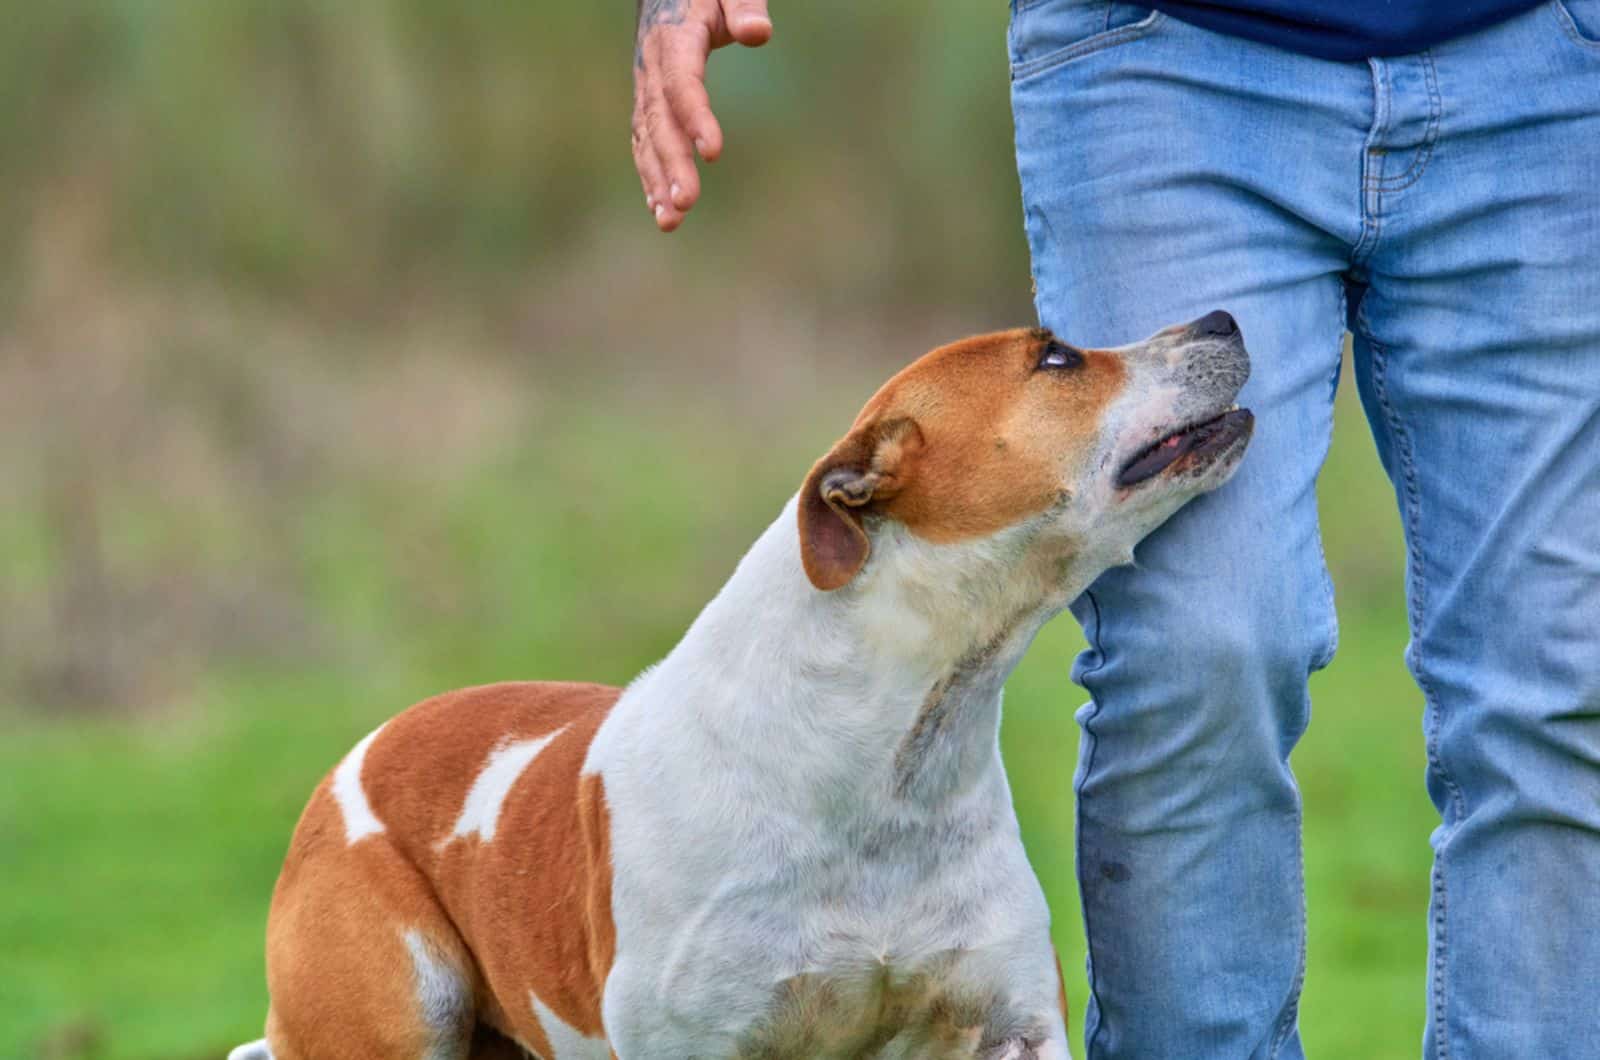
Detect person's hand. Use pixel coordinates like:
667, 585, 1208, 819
632, 0, 773, 232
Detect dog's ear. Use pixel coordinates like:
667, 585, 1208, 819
798, 418, 922, 591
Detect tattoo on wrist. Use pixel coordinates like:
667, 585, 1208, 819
636, 0, 687, 67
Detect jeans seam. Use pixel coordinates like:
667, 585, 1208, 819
1353, 61, 1388, 264
1267, 819, 1305, 1060
1074, 587, 1110, 1059
1357, 313, 1464, 1060
1362, 60, 1392, 195
1376, 52, 1442, 192
1310, 296, 1347, 673
1267, 304, 1347, 1060
1268, 795, 1309, 1057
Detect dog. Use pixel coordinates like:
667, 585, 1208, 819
230, 314, 1252, 1059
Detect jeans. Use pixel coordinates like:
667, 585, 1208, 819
1009, 2, 1600, 1057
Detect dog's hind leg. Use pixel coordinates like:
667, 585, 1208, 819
264, 790, 479, 1060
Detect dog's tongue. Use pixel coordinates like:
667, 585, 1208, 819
1117, 433, 1189, 487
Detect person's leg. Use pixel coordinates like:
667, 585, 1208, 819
1009, 7, 1366, 1056
1347, 7, 1600, 1056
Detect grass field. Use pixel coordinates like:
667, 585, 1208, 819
1, 362, 1438, 1059
0, 4, 1448, 1055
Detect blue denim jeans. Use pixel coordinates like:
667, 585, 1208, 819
1010, 2, 1600, 1057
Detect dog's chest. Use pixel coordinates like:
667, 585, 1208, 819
735, 956, 994, 1059
684, 834, 1032, 1058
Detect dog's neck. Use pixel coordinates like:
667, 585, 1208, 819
640, 496, 1095, 810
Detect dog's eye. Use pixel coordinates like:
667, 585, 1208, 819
1037, 341, 1084, 372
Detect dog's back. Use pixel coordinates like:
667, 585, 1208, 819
261, 681, 620, 1059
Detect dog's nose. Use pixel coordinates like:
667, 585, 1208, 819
1195, 310, 1239, 337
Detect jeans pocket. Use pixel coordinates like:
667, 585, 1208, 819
1009, 0, 1164, 81
1552, 0, 1600, 47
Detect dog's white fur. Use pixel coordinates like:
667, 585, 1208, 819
590, 508, 1069, 1057
589, 326, 1250, 1057
234, 322, 1250, 1059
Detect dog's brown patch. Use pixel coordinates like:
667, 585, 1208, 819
264, 682, 621, 1058
800, 329, 1125, 588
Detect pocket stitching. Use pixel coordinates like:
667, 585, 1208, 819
1551, 0, 1600, 49
1010, 9, 1165, 82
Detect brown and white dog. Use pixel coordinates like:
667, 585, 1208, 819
231, 315, 1252, 1060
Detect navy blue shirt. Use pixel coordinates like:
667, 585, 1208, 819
1147, 0, 1545, 59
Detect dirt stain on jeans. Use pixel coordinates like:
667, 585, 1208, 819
1099, 861, 1131, 884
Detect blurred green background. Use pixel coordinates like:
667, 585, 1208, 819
0, 2, 1432, 1057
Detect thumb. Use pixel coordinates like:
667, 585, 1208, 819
721, 0, 773, 46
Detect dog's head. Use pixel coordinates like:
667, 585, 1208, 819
798, 312, 1253, 594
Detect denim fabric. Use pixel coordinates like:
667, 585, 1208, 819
1010, 3, 1600, 1057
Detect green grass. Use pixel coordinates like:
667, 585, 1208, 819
1, 377, 1437, 1059
1, 1, 1448, 1055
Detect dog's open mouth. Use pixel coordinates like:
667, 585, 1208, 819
1116, 408, 1255, 488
